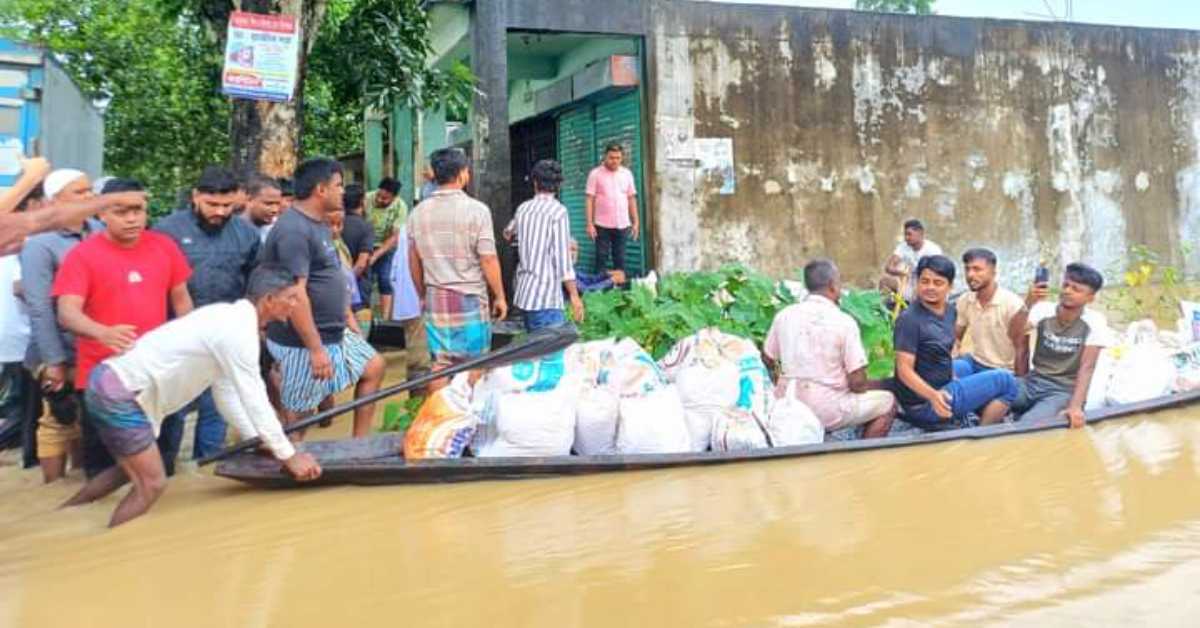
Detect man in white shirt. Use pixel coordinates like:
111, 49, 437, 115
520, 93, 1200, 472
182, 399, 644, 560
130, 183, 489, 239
884, 219, 942, 303
61, 264, 322, 527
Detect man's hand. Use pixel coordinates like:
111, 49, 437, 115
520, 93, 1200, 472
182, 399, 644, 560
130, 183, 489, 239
353, 260, 368, 277
1025, 281, 1050, 309
932, 390, 953, 420
97, 324, 137, 353
282, 452, 322, 481
20, 157, 51, 182
309, 347, 333, 380
630, 223, 640, 241
1064, 406, 1086, 429
41, 364, 66, 393
570, 294, 585, 323
492, 297, 508, 321
586, 223, 597, 241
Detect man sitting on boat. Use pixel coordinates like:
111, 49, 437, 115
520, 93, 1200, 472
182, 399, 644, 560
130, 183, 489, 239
61, 265, 322, 527
1008, 263, 1112, 428
764, 259, 896, 438
953, 248, 1024, 378
894, 255, 1019, 430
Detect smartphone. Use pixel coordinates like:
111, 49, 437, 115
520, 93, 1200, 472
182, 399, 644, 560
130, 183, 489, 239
1035, 265, 1049, 285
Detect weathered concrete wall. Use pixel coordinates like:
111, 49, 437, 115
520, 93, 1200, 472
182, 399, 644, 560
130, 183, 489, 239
649, 2, 1200, 287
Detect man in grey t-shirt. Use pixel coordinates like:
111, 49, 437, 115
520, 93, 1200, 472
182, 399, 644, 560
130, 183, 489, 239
259, 158, 385, 438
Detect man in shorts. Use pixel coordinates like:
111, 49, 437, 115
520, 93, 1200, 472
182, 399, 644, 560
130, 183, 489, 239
764, 259, 895, 439
61, 266, 322, 527
260, 158, 385, 438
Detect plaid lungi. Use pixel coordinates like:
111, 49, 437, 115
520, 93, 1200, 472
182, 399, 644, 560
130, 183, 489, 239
424, 286, 491, 370
267, 331, 377, 412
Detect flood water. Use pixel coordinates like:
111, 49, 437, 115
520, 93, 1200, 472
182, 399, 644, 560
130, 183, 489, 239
3, 405, 1200, 626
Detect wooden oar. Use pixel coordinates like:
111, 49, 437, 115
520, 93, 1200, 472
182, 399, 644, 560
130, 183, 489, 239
197, 325, 579, 466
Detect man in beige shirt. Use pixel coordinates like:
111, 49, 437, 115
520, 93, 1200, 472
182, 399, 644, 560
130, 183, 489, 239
954, 248, 1025, 377
408, 148, 507, 385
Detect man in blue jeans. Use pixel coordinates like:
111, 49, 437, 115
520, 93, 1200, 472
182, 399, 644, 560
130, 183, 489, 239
894, 255, 1018, 430
155, 166, 261, 465
504, 159, 584, 331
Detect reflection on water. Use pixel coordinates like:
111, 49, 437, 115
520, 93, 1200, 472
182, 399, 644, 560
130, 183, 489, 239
3, 409, 1200, 627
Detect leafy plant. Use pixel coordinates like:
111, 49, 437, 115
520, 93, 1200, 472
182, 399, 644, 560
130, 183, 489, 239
379, 394, 424, 432
838, 290, 896, 379
856, 0, 935, 15
1103, 244, 1199, 325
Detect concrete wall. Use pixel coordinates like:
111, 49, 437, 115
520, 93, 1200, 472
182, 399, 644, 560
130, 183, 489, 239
649, 2, 1200, 287
508, 37, 638, 123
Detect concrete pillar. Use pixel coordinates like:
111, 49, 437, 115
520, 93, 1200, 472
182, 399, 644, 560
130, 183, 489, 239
470, 0, 516, 297
392, 106, 416, 204
364, 110, 385, 189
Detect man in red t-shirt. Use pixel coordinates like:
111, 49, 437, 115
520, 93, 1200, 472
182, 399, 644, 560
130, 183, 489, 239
53, 179, 193, 472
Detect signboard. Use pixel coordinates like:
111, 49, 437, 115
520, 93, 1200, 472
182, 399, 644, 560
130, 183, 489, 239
695, 137, 735, 195
221, 12, 300, 102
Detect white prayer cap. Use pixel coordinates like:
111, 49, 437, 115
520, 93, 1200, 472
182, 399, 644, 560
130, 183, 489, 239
92, 176, 114, 195
42, 169, 87, 200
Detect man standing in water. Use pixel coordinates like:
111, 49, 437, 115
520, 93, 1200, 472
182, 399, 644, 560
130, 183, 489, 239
156, 166, 262, 462
53, 179, 194, 475
893, 255, 1018, 430
260, 159, 385, 438
1008, 263, 1112, 427
62, 265, 322, 527
884, 219, 943, 304
953, 248, 1025, 378
585, 144, 639, 276
365, 177, 407, 318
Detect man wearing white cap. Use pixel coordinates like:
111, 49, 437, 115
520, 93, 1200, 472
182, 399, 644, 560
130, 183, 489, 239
18, 168, 96, 480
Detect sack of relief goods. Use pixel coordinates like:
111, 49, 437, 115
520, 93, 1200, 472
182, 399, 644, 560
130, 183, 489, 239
565, 340, 622, 455
403, 373, 478, 460
711, 408, 769, 452
615, 384, 692, 455
481, 349, 567, 394
471, 383, 578, 458
609, 338, 670, 397
673, 359, 741, 452
1105, 344, 1177, 406
1171, 343, 1200, 393
764, 382, 825, 447
1084, 346, 1117, 411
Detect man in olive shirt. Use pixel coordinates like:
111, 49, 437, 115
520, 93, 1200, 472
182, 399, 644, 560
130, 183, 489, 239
365, 177, 407, 318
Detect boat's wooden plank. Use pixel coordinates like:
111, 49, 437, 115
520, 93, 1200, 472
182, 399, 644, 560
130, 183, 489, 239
214, 390, 1200, 488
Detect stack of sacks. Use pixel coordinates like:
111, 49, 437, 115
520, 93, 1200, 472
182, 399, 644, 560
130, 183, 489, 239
471, 349, 581, 457
403, 373, 478, 459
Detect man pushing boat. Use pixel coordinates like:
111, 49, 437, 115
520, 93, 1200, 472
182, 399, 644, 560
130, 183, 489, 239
61, 265, 322, 527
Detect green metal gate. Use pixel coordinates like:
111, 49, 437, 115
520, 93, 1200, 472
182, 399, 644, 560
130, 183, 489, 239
556, 90, 647, 278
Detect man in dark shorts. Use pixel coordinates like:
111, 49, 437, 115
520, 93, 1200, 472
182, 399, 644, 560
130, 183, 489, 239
893, 255, 1018, 430
61, 266, 322, 527
260, 158, 385, 438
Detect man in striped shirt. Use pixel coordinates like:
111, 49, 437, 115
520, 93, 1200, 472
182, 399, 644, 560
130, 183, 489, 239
505, 159, 584, 331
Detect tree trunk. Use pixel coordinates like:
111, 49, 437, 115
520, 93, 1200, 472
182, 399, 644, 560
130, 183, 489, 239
228, 0, 327, 178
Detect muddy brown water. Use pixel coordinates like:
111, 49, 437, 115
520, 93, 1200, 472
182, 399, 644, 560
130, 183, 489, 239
3, 400, 1200, 626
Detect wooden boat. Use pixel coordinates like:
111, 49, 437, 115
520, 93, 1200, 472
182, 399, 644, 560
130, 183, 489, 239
215, 390, 1200, 488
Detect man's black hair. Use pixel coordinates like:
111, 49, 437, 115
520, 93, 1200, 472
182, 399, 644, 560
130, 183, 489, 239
278, 177, 295, 197
1064, 262, 1104, 293
803, 259, 838, 293
247, 263, 297, 302
101, 178, 144, 194
343, 183, 365, 212
377, 177, 401, 195
431, 148, 469, 185
916, 254, 955, 284
530, 159, 564, 194
293, 158, 343, 201
15, 185, 44, 212
245, 173, 282, 198
604, 143, 624, 155
962, 248, 997, 267
194, 165, 239, 195
903, 218, 925, 232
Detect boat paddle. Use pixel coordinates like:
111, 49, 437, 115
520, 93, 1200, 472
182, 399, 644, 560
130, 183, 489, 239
197, 325, 579, 466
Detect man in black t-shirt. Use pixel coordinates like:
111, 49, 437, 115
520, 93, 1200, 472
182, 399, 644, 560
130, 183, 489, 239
259, 159, 385, 437
893, 255, 1018, 430
340, 184, 374, 312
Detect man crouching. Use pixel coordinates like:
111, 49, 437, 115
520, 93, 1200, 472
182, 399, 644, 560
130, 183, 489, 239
61, 265, 322, 527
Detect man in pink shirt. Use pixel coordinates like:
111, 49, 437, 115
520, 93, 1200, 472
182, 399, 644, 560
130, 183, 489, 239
585, 143, 639, 275
764, 259, 896, 439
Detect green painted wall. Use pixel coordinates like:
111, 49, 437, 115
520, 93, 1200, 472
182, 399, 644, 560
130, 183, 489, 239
508, 37, 637, 123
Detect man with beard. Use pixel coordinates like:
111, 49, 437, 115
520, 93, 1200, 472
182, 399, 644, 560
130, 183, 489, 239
893, 255, 1018, 430
241, 174, 284, 243
953, 248, 1024, 378
155, 166, 260, 465
53, 179, 193, 477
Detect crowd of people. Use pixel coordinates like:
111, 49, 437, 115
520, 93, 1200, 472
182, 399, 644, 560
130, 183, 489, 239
0, 140, 633, 526
765, 219, 1112, 439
